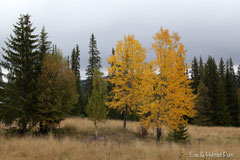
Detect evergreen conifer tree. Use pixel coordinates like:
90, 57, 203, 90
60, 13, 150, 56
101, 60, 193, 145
167, 124, 189, 143
199, 56, 204, 78
70, 45, 82, 116
51, 44, 58, 55
191, 56, 200, 94
86, 33, 101, 96
215, 78, 231, 126
0, 67, 2, 84
36, 27, 52, 131
1, 14, 39, 133
225, 58, 239, 126
237, 65, 240, 118
0, 67, 3, 121
203, 56, 229, 125
237, 64, 240, 88
194, 80, 212, 125
66, 56, 70, 68
218, 58, 225, 80
215, 57, 231, 125
38, 26, 52, 63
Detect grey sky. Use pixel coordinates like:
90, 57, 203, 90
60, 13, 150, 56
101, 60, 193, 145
1, 0, 240, 79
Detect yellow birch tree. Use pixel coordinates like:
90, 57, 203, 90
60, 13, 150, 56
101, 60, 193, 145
106, 35, 146, 128
138, 28, 196, 141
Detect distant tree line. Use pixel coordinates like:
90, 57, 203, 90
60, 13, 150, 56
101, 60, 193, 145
191, 56, 240, 126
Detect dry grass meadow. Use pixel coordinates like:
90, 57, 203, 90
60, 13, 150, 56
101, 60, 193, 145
0, 118, 239, 160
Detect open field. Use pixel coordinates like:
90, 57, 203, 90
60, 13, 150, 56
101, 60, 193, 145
0, 118, 240, 160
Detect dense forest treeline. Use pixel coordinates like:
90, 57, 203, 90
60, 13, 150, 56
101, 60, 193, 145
0, 14, 239, 141
191, 56, 240, 126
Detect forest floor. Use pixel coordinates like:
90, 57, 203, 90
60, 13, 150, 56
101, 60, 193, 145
0, 118, 239, 160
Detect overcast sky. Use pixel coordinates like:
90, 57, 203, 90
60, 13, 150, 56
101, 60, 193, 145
1, 0, 240, 79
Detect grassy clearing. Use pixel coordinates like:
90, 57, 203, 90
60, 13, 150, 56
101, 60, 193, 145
0, 118, 239, 160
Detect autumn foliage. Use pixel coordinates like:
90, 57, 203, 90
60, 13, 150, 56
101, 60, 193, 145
106, 35, 146, 128
37, 52, 79, 132
137, 28, 196, 138
106, 29, 196, 141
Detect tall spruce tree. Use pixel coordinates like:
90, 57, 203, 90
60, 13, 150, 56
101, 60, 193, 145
203, 56, 229, 125
0, 14, 39, 133
86, 33, 101, 96
237, 65, 240, 124
0, 67, 3, 120
70, 45, 82, 116
216, 57, 231, 125
38, 26, 52, 63
237, 64, 240, 88
191, 56, 200, 94
0, 67, 2, 84
199, 56, 204, 78
67, 56, 70, 68
218, 58, 225, 80
194, 80, 212, 125
51, 44, 58, 55
225, 58, 239, 126
37, 26, 52, 123
215, 78, 231, 126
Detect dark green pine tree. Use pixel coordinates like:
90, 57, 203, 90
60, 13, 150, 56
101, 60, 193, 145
225, 58, 239, 126
191, 56, 200, 94
66, 56, 70, 69
0, 67, 3, 83
194, 80, 212, 125
216, 57, 231, 125
237, 64, 240, 88
70, 45, 82, 116
86, 33, 101, 96
202, 56, 229, 126
51, 44, 58, 55
199, 56, 204, 78
215, 77, 231, 126
36, 26, 52, 81
37, 27, 52, 132
71, 48, 76, 70
218, 58, 225, 80
0, 67, 4, 122
0, 67, 3, 121
38, 26, 52, 61
167, 124, 190, 143
1, 14, 39, 133
237, 65, 240, 123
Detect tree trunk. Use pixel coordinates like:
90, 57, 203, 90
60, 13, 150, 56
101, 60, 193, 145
39, 121, 44, 133
123, 108, 128, 129
156, 127, 162, 141
20, 122, 27, 135
94, 121, 98, 138
140, 124, 148, 137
